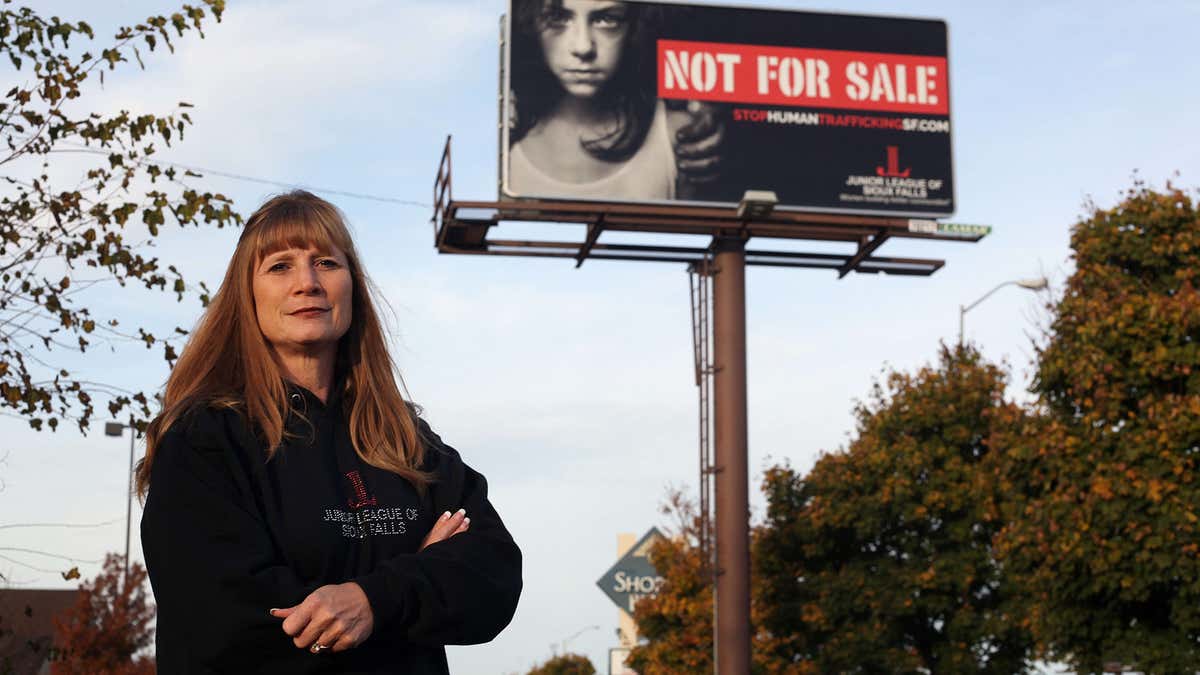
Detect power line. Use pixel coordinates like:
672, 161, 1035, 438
0, 547, 104, 564
161, 159, 432, 208
0, 553, 66, 575
54, 144, 432, 209
0, 519, 120, 531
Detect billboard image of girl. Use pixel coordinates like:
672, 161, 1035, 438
506, 0, 723, 202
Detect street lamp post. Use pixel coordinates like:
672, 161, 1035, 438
554, 624, 599, 658
959, 277, 1049, 345
104, 421, 136, 584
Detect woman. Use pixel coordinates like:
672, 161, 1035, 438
507, 0, 723, 201
137, 191, 522, 673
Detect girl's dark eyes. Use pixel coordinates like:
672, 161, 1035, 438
541, 9, 626, 30
593, 12, 626, 28
541, 8, 572, 28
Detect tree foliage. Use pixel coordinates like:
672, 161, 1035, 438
995, 183, 1200, 672
629, 182, 1200, 673
626, 492, 713, 674
633, 348, 1034, 673
0, 0, 236, 433
50, 553, 155, 675
756, 345, 1033, 673
627, 490, 786, 674
525, 652, 596, 675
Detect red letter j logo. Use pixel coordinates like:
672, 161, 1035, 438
876, 145, 911, 178
345, 470, 378, 509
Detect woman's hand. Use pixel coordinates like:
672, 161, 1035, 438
268, 510, 468, 654
271, 582, 375, 654
420, 508, 470, 551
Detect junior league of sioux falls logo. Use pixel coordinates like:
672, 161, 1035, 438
876, 145, 909, 178
321, 471, 419, 539
345, 470, 377, 509
839, 145, 948, 209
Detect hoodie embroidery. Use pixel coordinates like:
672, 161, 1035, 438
345, 470, 378, 508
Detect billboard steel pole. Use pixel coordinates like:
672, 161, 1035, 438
713, 236, 749, 674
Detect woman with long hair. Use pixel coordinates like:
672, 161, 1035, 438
138, 191, 521, 673
507, 0, 723, 201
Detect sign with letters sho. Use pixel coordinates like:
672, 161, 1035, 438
501, 0, 954, 216
596, 527, 666, 616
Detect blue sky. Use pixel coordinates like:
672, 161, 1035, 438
2, 1, 1198, 672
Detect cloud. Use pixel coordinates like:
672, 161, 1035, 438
61, 0, 497, 177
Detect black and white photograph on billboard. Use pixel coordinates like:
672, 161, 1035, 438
505, 0, 725, 203
501, 0, 954, 216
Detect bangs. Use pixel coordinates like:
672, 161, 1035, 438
243, 199, 353, 263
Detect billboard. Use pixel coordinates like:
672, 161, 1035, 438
500, 0, 953, 216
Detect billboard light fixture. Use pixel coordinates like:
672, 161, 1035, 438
736, 190, 779, 220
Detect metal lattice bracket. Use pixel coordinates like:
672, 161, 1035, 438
432, 140, 980, 277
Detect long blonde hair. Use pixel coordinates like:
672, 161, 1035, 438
136, 191, 431, 497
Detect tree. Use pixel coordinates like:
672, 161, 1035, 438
0, 0, 236, 434
625, 495, 713, 674
50, 553, 155, 674
753, 345, 1033, 673
626, 491, 787, 674
994, 183, 1200, 672
631, 349, 1033, 673
525, 653, 596, 675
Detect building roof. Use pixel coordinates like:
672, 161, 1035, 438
0, 588, 77, 674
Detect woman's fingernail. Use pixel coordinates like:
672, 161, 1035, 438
441, 511, 451, 520
269, 608, 279, 616
455, 508, 466, 517
463, 517, 471, 526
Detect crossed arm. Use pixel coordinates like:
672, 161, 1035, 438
142, 414, 521, 669
270, 508, 472, 654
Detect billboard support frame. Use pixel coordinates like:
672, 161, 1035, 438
431, 135, 986, 674
435, 137, 980, 275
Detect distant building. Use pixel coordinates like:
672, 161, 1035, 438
0, 589, 76, 674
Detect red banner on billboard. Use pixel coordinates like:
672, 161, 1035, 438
656, 39, 949, 115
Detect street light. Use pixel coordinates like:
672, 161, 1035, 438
104, 420, 137, 584
959, 277, 1049, 345
553, 624, 599, 657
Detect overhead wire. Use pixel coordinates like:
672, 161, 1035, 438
52, 142, 432, 209
0, 519, 120, 531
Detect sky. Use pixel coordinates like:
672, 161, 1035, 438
1, 0, 1198, 673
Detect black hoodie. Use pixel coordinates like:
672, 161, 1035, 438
141, 385, 522, 674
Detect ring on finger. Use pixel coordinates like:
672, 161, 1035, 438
310, 643, 330, 655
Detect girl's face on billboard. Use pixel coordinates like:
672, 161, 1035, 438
537, 0, 630, 99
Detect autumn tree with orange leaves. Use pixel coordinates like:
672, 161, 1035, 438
525, 652, 596, 675
994, 183, 1200, 672
630, 182, 1200, 673
632, 347, 1034, 674
755, 345, 1034, 674
625, 493, 715, 674
626, 491, 788, 674
50, 554, 155, 675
